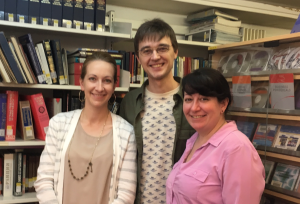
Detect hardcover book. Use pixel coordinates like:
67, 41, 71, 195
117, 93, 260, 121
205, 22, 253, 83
270, 73, 295, 110
0, 93, 7, 141
68, 62, 83, 75
94, 0, 106, 31
3, 153, 14, 197
271, 163, 300, 190
51, 0, 63, 27
35, 43, 52, 84
73, 0, 84, 29
0, 0, 4, 20
62, 0, 73, 28
29, 0, 40, 24
236, 121, 257, 140
273, 125, 300, 151
22, 154, 26, 194
50, 40, 66, 84
263, 160, 275, 184
231, 75, 252, 108
42, 40, 58, 84
40, 0, 52, 26
252, 123, 278, 147
83, 0, 94, 30
17, 0, 29, 23
18, 101, 35, 140
69, 74, 80, 85
0, 157, 2, 195
5, 91, 18, 141
4, 0, 17, 22
13, 151, 23, 196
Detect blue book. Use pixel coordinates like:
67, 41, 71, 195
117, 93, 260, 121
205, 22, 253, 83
73, 0, 83, 29
291, 14, 300, 34
236, 121, 257, 140
51, 0, 62, 27
62, 0, 73, 28
40, 0, 52, 26
94, 0, 105, 31
29, 0, 40, 24
0, 94, 7, 141
271, 163, 300, 190
83, 0, 94, 30
4, 0, 17, 22
17, 0, 29, 23
252, 123, 278, 147
0, 0, 5, 20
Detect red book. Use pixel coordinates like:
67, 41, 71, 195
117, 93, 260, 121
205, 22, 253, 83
5, 91, 18, 141
69, 74, 81, 86
116, 65, 120, 87
27, 93, 49, 140
68, 62, 83, 75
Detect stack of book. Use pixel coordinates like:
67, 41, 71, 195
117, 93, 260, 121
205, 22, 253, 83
186, 9, 242, 44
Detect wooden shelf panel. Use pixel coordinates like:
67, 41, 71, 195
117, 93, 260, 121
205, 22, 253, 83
0, 192, 38, 204
249, 0, 300, 9
227, 111, 300, 121
130, 84, 142, 88
177, 40, 220, 47
0, 139, 45, 147
264, 189, 300, 203
258, 150, 300, 163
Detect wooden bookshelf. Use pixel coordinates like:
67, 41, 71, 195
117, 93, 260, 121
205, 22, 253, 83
0, 192, 38, 204
227, 111, 300, 121
264, 189, 300, 203
0, 139, 45, 147
258, 150, 300, 164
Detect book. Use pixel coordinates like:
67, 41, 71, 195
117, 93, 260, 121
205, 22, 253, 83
0, 157, 2, 195
61, 48, 69, 84
189, 23, 240, 36
69, 74, 80, 86
0, 93, 7, 141
3, 153, 14, 197
271, 163, 300, 190
5, 91, 19, 141
45, 98, 62, 118
22, 154, 26, 194
42, 40, 58, 84
94, 0, 106, 31
190, 16, 242, 28
0, 47, 17, 83
29, 0, 40, 24
13, 151, 23, 196
73, 0, 84, 29
18, 101, 35, 140
236, 121, 257, 140
273, 125, 300, 151
270, 73, 295, 110
4, 0, 17, 22
83, 0, 94, 30
18, 44, 38, 84
0, 0, 4, 20
0, 54, 13, 83
62, 0, 73, 28
252, 123, 278, 147
17, 0, 29, 23
252, 86, 269, 108
187, 9, 239, 22
52, 0, 63, 27
36, 43, 52, 84
40, 0, 52, 26
291, 14, 300, 34
263, 160, 275, 183
231, 76, 252, 108
68, 62, 83, 75
210, 30, 242, 44
0, 32, 26, 83
70, 97, 80, 111
50, 39, 66, 84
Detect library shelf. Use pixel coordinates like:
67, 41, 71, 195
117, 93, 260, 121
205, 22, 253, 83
264, 189, 300, 204
0, 139, 45, 147
227, 111, 300, 121
0, 20, 131, 40
0, 192, 38, 204
130, 84, 142, 88
177, 40, 220, 47
257, 150, 300, 164
0, 83, 129, 92
225, 71, 300, 82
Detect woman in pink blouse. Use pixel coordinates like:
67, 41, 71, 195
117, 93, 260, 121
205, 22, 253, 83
166, 68, 265, 204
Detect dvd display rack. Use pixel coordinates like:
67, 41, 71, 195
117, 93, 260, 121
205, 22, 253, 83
209, 32, 300, 204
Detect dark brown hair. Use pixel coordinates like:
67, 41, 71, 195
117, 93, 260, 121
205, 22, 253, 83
80, 52, 117, 83
134, 18, 178, 57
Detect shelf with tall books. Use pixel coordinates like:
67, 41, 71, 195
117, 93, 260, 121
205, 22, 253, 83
0, 192, 38, 204
210, 32, 300, 203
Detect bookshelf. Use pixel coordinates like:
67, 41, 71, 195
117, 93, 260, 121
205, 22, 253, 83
0, 139, 45, 148
0, 192, 38, 204
264, 189, 300, 203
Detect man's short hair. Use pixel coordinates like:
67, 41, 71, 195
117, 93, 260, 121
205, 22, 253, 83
134, 18, 178, 57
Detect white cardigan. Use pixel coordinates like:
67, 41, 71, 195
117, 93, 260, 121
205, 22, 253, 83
34, 110, 137, 204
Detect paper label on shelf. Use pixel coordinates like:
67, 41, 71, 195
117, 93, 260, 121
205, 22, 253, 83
9, 14, 14, 22
43, 18, 48, 26
97, 24, 104, 32
26, 127, 33, 137
0, 129, 4, 136
76, 22, 80, 29
16, 183, 21, 192
54, 20, 58, 27
87, 24, 91, 31
208, 46, 217, 50
67, 21, 72, 28
37, 75, 44, 83
19, 16, 25, 23
32, 17, 37, 25
6, 126, 13, 136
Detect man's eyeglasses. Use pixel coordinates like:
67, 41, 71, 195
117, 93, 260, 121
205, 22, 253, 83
139, 45, 170, 57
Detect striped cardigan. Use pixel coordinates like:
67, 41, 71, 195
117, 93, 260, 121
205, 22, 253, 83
34, 109, 137, 204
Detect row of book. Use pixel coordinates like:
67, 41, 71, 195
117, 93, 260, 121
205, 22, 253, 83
237, 121, 300, 151
0, 150, 40, 197
0, 0, 106, 31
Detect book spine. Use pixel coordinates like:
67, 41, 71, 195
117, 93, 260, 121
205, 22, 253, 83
19, 101, 35, 140
40, 0, 52, 26
0, 94, 7, 141
4, 0, 17, 22
5, 91, 18, 141
42, 40, 58, 84
62, 0, 73, 28
29, 93, 49, 140
68, 62, 83, 75
17, 0, 29, 23
3, 154, 14, 197
50, 40, 66, 84
18, 44, 38, 84
94, 0, 106, 31
29, 0, 40, 24
36, 44, 52, 84
83, 0, 94, 30
22, 154, 26, 194
0, 157, 2, 195
73, 0, 83, 29
51, 0, 62, 27
0, 0, 4, 20
68, 74, 80, 85
13, 152, 23, 196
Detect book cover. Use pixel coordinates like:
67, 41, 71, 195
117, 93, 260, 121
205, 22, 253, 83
73, 0, 84, 29
236, 121, 257, 140
18, 44, 38, 84
0, 94, 7, 141
45, 98, 62, 118
62, 0, 73, 28
36, 43, 52, 84
291, 14, 300, 34
271, 163, 300, 190
273, 125, 300, 151
3, 153, 14, 197
51, 0, 63, 27
40, 0, 52, 26
270, 73, 295, 110
83, 0, 94, 30
28, 93, 49, 140
94, 0, 106, 31
0, 0, 4, 20
4, 0, 17, 22
263, 160, 275, 184
42, 40, 58, 84
231, 76, 252, 108
5, 91, 18, 141
18, 101, 35, 140
29, 0, 40, 24
50, 40, 66, 84
68, 62, 83, 75
252, 123, 278, 147
17, 0, 29, 23
13, 151, 23, 196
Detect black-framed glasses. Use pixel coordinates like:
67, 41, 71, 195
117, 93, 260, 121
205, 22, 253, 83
139, 45, 170, 57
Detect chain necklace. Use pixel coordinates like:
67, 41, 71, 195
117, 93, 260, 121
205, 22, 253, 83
67, 111, 110, 181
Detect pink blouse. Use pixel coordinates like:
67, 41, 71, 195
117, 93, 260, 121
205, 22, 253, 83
166, 121, 265, 204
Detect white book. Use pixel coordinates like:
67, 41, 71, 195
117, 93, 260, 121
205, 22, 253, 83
3, 153, 14, 197
0, 58, 12, 83
35, 45, 52, 84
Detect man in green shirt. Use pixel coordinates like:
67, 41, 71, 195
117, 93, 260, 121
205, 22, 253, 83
119, 18, 195, 204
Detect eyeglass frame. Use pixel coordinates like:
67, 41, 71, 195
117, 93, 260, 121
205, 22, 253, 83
138, 44, 173, 57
